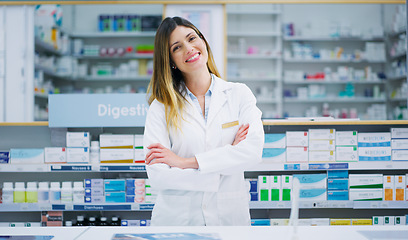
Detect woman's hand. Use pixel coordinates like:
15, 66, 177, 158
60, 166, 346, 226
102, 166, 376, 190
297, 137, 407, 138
232, 123, 249, 146
145, 143, 199, 169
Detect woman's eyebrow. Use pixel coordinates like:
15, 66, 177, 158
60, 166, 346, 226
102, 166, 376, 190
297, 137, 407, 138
170, 32, 196, 48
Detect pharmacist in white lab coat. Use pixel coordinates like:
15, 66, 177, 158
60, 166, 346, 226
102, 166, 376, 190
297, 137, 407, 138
143, 17, 264, 226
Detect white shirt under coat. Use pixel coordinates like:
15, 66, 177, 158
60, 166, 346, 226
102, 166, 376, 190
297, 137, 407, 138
143, 75, 264, 226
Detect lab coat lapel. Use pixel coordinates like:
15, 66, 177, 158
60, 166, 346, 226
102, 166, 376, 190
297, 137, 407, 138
184, 94, 206, 129
207, 77, 229, 127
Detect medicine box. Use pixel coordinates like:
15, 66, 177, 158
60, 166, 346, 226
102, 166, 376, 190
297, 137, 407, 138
327, 179, 349, 190
372, 216, 384, 225
395, 175, 405, 201
84, 195, 104, 203
330, 219, 351, 225
293, 174, 327, 189
349, 174, 383, 189
309, 129, 335, 140
327, 170, 348, 179
270, 176, 281, 201
105, 192, 126, 203
262, 148, 286, 163
270, 219, 289, 226
336, 131, 358, 146
281, 175, 292, 201
0, 151, 9, 164
258, 176, 270, 201
286, 147, 308, 163
384, 216, 395, 225
392, 150, 408, 161
104, 179, 125, 192
309, 140, 335, 151
264, 134, 286, 148
100, 149, 134, 164
66, 148, 89, 163
327, 190, 349, 201
391, 139, 408, 149
383, 175, 395, 201
85, 188, 104, 197
44, 147, 66, 164
395, 216, 406, 225
66, 132, 90, 148
358, 132, 391, 147
336, 146, 358, 162
391, 128, 408, 139
351, 219, 372, 225
309, 150, 335, 162
100, 134, 134, 149
311, 218, 330, 226
10, 148, 44, 164
84, 179, 104, 188
358, 147, 391, 161
299, 188, 326, 201
286, 131, 308, 147
349, 189, 383, 201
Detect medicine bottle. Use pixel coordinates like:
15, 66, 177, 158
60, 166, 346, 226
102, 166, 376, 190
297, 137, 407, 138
14, 182, 26, 203
111, 216, 121, 226
50, 182, 61, 203
88, 216, 97, 226
72, 181, 85, 203
2, 182, 14, 203
38, 182, 50, 203
26, 182, 38, 203
76, 215, 86, 226
100, 217, 109, 226
61, 181, 73, 203
65, 221, 73, 227
90, 141, 100, 164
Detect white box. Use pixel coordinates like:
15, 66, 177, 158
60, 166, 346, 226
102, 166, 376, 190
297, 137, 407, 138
286, 131, 308, 147
44, 147, 67, 164
270, 219, 289, 226
309, 129, 335, 140
383, 175, 395, 201
134, 135, 144, 148
299, 188, 327, 201
293, 174, 327, 189
264, 134, 286, 148
384, 216, 395, 225
262, 148, 286, 163
358, 132, 391, 147
309, 151, 335, 162
309, 140, 335, 151
392, 150, 408, 161
349, 174, 383, 189
311, 218, 330, 226
10, 148, 44, 164
100, 134, 134, 149
395, 216, 406, 225
286, 147, 308, 163
336, 131, 358, 146
391, 139, 408, 149
336, 146, 358, 162
349, 189, 383, 201
391, 128, 408, 139
358, 147, 391, 161
372, 216, 384, 225
395, 175, 405, 201
66, 147, 89, 163
258, 175, 270, 201
66, 132, 90, 147
134, 149, 145, 163
100, 149, 134, 164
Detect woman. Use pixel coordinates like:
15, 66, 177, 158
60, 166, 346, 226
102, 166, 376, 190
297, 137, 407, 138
143, 16, 264, 226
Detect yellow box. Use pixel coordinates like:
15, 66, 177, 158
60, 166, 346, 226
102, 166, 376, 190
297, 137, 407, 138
352, 219, 373, 225
330, 219, 351, 225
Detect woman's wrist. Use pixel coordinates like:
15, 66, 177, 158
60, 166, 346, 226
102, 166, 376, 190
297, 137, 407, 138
182, 157, 199, 169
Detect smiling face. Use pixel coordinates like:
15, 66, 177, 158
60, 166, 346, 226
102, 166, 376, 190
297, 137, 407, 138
169, 26, 209, 75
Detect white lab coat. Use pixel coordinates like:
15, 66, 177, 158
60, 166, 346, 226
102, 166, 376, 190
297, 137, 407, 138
143, 75, 264, 226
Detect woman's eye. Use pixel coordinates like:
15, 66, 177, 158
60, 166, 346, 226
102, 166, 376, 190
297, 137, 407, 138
172, 46, 180, 52
189, 36, 196, 42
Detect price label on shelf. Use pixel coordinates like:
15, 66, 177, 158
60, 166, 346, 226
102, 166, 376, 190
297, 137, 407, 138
51, 165, 92, 171
99, 165, 146, 172
139, 204, 154, 211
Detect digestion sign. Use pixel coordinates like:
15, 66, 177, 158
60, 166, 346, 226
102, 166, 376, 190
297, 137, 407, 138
49, 94, 148, 127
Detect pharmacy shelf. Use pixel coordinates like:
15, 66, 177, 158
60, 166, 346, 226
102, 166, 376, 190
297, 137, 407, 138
256, 99, 280, 104
70, 32, 156, 38
227, 32, 281, 37
283, 80, 385, 85
35, 64, 74, 81
228, 77, 280, 82
283, 97, 386, 103
249, 201, 408, 209
389, 97, 408, 102
228, 54, 281, 59
34, 93, 49, 99
387, 75, 407, 81
227, 10, 281, 15
73, 54, 153, 60
283, 36, 384, 41
390, 52, 406, 60
34, 37, 65, 56
80, 76, 151, 81
0, 164, 146, 172
388, 28, 406, 38
284, 58, 386, 64
0, 203, 154, 212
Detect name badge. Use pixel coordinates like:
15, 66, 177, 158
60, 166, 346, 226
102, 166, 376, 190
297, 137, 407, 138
222, 120, 239, 129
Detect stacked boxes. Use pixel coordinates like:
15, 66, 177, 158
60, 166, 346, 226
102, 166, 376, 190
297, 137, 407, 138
66, 132, 90, 164
308, 129, 335, 163
254, 175, 292, 201
335, 131, 358, 162
262, 134, 286, 163
358, 132, 391, 161
134, 135, 145, 164
391, 128, 408, 161
281, 175, 292, 201
100, 134, 134, 164
293, 174, 327, 201
125, 179, 145, 203
104, 179, 126, 203
286, 131, 308, 163
349, 174, 383, 201
10, 149, 45, 164
327, 170, 349, 201
247, 179, 258, 201
84, 179, 104, 203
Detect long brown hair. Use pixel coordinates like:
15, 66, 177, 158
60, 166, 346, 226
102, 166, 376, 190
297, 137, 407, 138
147, 16, 220, 131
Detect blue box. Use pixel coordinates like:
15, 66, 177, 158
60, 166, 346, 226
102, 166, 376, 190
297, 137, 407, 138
126, 195, 135, 203
84, 179, 104, 188
328, 179, 349, 190
0, 151, 9, 163
249, 180, 257, 193
328, 170, 348, 179
250, 192, 258, 201
126, 179, 135, 188
251, 219, 271, 226
126, 187, 136, 196
327, 190, 349, 201
105, 192, 126, 203
104, 179, 125, 192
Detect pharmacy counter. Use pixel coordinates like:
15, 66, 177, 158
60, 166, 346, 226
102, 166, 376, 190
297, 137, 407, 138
1, 226, 408, 240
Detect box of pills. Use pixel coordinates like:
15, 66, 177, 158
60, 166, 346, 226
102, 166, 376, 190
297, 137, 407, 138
349, 189, 383, 201
309, 140, 335, 151
85, 188, 104, 197
286, 147, 308, 163
327, 190, 348, 200
358, 132, 391, 147
395, 175, 405, 201
104, 179, 125, 192
299, 188, 326, 201
336, 146, 358, 162
0, 151, 9, 164
10, 148, 44, 164
391, 128, 408, 139
100, 134, 134, 149
351, 219, 372, 225
270, 176, 281, 201
311, 218, 330, 226
262, 148, 286, 163
336, 131, 358, 146
327, 170, 348, 179
44, 147, 66, 164
84, 195, 104, 203
349, 174, 383, 189
100, 149, 134, 164
66, 148, 89, 163
293, 174, 327, 189
328, 179, 348, 190
105, 192, 126, 203
66, 132, 90, 147
258, 176, 270, 201
358, 147, 391, 161
270, 219, 289, 226
264, 134, 286, 148
395, 216, 406, 225
372, 216, 384, 225
84, 179, 104, 188
286, 131, 308, 147
330, 219, 351, 225
309, 150, 335, 162
383, 175, 395, 201
392, 150, 408, 161
281, 175, 292, 201
391, 139, 408, 149
309, 129, 335, 140
384, 216, 395, 225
